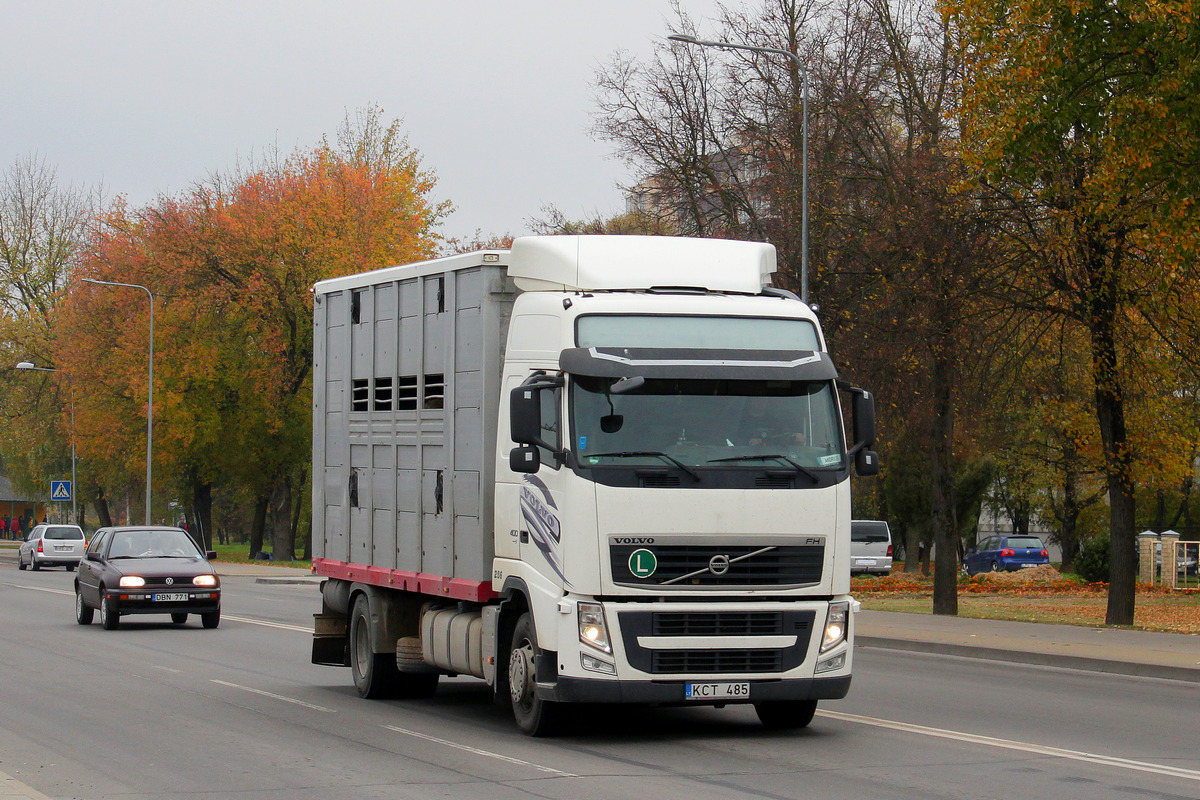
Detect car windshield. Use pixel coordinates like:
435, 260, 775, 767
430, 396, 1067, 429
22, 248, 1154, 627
1006, 537, 1045, 549
45, 526, 83, 540
108, 530, 202, 558
572, 376, 845, 469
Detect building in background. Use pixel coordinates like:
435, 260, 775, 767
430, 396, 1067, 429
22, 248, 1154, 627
0, 475, 45, 538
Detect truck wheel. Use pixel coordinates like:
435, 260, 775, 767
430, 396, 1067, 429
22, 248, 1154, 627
755, 699, 818, 730
508, 612, 561, 736
350, 595, 401, 698
394, 637, 440, 698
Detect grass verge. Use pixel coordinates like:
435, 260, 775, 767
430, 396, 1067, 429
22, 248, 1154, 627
854, 566, 1200, 634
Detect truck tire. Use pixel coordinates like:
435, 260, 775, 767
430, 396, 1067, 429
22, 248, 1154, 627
754, 699, 817, 730
394, 637, 439, 698
350, 594, 401, 698
508, 612, 561, 736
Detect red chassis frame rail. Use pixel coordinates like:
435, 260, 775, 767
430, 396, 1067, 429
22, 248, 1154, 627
312, 558, 498, 603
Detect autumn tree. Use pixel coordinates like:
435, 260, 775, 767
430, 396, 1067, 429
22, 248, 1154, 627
57, 107, 448, 553
0, 154, 95, 521
945, 0, 1200, 623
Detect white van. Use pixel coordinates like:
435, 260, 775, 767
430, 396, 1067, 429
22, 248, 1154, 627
850, 520, 892, 575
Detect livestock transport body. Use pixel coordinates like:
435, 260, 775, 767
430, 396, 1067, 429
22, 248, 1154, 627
309, 235, 878, 735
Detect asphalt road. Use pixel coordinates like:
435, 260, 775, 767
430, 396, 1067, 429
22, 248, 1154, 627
2, 564, 1198, 800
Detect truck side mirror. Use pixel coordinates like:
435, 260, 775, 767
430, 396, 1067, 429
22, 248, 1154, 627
510, 385, 543, 446
510, 444, 541, 474
856, 448, 879, 476
509, 373, 564, 473
843, 385, 879, 477
852, 389, 876, 448
509, 373, 564, 449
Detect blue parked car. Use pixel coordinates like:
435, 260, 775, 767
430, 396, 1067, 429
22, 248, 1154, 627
963, 535, 1050, 575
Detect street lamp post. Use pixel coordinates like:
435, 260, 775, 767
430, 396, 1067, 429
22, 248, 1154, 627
82, 278, 154, 525
667, 33, 810, 304
14, 362, 76, 524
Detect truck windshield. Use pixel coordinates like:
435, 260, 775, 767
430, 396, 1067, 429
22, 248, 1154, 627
571, 376, 845, 470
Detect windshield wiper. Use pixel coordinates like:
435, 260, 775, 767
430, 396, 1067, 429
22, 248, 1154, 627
707, 454, 821, 484
587, 451, 701, 481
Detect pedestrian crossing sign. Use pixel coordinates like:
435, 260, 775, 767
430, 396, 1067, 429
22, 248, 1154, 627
51, 481, 72, 501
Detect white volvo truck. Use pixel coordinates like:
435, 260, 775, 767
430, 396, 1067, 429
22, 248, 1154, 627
310, 235, 878, 735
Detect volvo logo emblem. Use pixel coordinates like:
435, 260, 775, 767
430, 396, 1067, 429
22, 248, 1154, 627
708, 554, 731, 575
165, 577, 174, 585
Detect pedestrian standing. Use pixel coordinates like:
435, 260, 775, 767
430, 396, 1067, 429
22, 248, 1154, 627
0, 516, 7, 540
10, 516, 21, 540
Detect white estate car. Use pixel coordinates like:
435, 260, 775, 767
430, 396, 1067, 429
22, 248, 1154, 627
18, 524, 86, 571
850, 519, 893, 575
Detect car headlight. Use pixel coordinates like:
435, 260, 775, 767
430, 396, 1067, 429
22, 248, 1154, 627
820, 601, 850, 652
193, 574, 218, 587
578, 601, 611, 653
119, 576, 146, 588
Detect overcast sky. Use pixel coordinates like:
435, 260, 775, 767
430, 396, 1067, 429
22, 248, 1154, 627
3, 0, 725, 244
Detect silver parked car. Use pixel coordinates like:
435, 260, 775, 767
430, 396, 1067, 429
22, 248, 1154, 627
850, 520, 893, 575
18, 524, 86, 571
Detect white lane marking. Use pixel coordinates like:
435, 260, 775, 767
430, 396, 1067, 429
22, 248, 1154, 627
7, 586, 311, 632
222, 614, 310, 633
0, 766, 54, 800
6, 583, 71, 595
211, 679, 336, 712
819, 710, 1200, 782
382, 725, 577, 777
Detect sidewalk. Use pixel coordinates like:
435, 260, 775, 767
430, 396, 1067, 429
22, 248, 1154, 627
857, 609, 1200, 682
0, 543, 320, 586
212, 560, 322, 585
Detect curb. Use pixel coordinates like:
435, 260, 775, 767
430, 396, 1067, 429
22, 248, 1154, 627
857, 635, 1200, 683
254, 576, 323, 585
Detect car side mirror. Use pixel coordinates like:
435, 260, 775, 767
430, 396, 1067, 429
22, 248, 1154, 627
206, 550, 218, 560
86, 551, 100, 562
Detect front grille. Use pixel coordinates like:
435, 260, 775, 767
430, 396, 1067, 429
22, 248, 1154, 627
653, 611, 784, 636
610, 543, 824, 588
653, 649, 782, 673
141, 576, 208, 590
619, 609, 815, 675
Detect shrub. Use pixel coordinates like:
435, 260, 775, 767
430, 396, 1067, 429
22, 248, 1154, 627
1074, 534, 1110, 584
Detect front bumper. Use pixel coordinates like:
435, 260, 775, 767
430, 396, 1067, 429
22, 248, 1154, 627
105, 589, 221, 617
547, 673, 852, 704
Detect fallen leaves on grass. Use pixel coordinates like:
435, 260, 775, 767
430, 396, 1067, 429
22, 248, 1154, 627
853, 565, 1200, 633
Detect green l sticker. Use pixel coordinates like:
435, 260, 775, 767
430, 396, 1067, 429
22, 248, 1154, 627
629, 548, 657, 578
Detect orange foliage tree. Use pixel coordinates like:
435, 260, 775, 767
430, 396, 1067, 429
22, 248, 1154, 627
56, 108, 448, 554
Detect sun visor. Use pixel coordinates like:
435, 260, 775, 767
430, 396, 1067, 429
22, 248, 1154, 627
560, 347, 839, 381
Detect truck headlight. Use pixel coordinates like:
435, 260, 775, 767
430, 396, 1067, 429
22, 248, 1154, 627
578, 602, 611, 654
820, 601, 849, 653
